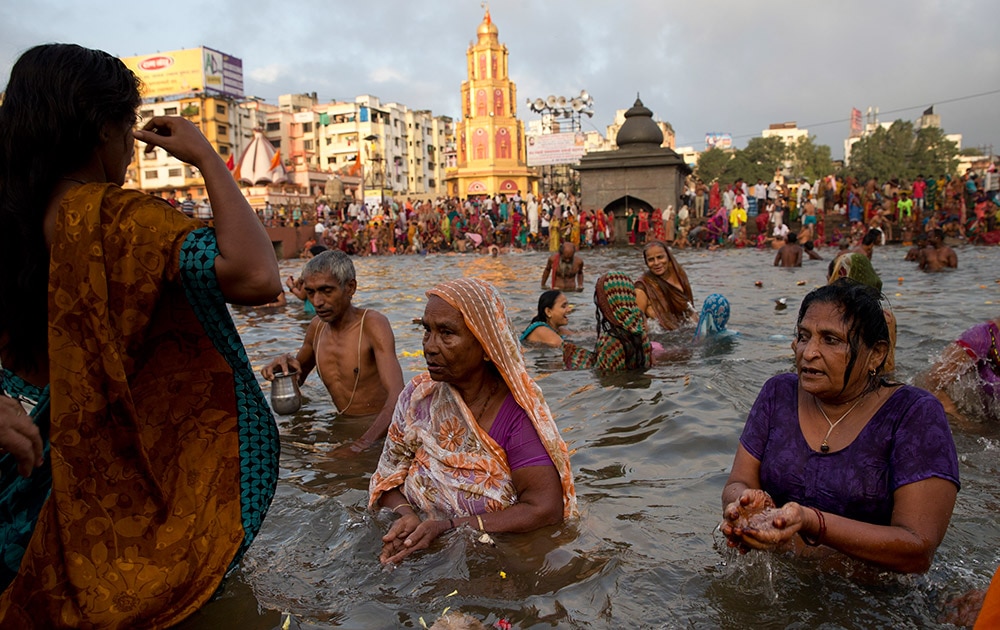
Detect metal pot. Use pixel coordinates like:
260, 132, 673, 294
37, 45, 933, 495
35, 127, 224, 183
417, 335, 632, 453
270, 370, 302, 415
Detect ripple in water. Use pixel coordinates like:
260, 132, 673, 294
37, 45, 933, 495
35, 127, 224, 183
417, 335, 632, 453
176, 246, 1000, 629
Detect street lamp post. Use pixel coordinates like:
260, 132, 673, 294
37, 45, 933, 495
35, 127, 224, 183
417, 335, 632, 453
363, 134, 385, 212
525, 91, 593, 195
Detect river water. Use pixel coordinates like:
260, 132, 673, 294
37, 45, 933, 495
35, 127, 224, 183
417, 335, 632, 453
179, 244, 1000, 629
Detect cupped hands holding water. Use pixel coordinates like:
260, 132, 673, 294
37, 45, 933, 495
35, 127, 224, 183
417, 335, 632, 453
721, 488, 812, 553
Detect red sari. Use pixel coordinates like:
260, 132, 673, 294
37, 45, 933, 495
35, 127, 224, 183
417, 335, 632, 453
651, 209, 665, 241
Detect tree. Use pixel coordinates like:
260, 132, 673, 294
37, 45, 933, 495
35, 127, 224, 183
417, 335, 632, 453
847, 119, 958, 182
788, 136, 833, 181
696, 147, 731, 183
726, 136, 786, 183
911, 126, 958, 178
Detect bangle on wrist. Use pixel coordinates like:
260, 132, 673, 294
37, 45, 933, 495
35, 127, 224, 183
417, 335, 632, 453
392, 502, 415, 515
476, 514, 485, 532
799, 506, 826, 546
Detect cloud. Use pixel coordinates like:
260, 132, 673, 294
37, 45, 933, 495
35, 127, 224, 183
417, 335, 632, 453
3, 0, 997, 159
370, 67, 405, 84
249, 64, 287, 85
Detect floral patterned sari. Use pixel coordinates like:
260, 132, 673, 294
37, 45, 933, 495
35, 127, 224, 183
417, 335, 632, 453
369, 278, 576, 520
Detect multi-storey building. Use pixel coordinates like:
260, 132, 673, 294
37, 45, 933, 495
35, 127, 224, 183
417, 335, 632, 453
123, 47, 256, 197
121, 47, 453, 204
262, 93, 453, 204
134, 94, 261, 195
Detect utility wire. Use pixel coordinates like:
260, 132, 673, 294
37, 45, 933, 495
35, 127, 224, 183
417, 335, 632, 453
674, 88, 1000, 147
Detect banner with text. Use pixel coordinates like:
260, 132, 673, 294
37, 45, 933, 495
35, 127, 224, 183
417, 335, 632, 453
526, 132, 587, 166
123, 46, 244, 100
704, 133, 732, 150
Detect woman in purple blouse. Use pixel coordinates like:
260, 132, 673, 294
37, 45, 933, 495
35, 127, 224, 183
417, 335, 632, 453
721, 280, 960, 573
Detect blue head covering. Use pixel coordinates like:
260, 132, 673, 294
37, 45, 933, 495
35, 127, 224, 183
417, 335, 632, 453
694, 294, 730, 340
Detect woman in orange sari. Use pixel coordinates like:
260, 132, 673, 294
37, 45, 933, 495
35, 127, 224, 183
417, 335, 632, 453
634, 241, 696, 330
0, 44, 282, 628
370, 278, 577, 564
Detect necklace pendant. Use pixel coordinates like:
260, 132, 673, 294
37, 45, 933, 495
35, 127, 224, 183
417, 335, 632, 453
820, 443, 830, 453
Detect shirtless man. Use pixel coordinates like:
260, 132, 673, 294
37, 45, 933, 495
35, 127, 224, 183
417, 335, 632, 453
773, 232, 803, 267
919, 228, 958, 271
262, 250, 404, 453
540, 241, 584, 292
905, 233, 927, 262
853, 229, 881, 260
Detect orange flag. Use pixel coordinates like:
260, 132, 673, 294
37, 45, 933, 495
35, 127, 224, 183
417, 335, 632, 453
348, 149, 362, 177
269, 150, 282, 171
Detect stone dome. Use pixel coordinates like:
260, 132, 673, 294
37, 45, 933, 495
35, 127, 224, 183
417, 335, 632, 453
616, 96, 664, 149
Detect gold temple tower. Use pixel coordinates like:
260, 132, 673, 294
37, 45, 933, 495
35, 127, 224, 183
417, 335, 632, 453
445, 9, 535, 198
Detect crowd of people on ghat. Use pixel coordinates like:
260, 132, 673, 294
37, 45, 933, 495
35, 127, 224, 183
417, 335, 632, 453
0, 43, 998, 628
233, 164, 1000, 263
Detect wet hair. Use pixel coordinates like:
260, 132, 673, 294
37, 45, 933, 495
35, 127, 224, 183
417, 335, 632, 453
862, 229, 881, 246
0, 44, 142, 371
787, 232, 799, 244
308, 244, 328, 257
641, 240, 670, 263
797, 279, 890, 395
531, 290, 563, 325
302, 249, 355, 285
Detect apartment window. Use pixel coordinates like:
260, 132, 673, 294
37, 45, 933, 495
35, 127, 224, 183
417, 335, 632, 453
216, 104, 226, 115
266, 122, 281, 132
140, 109, 154, 122
303, 140, 314, 150
428, 179, 436, 187
164, 107, 178, 115
326, 137, 332, 145
327, 157, 337, 165
218, 124, 227, 135
303, 122, 313, 133
144, 170, 159, 179
168, 168, 182, 177
219, 146, 229, 155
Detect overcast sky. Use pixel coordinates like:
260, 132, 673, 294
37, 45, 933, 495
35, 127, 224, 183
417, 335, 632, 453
3, 0, 997, 160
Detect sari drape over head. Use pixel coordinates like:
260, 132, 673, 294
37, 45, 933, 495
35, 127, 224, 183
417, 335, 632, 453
563, 272, 652, 372
694, 293, 731, 341
369, 278, 577, 520
633, 243, 695, 331
0, 184, 279, 629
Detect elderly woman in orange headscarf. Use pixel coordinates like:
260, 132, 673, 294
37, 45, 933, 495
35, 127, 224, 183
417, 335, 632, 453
370, 278, 577, 564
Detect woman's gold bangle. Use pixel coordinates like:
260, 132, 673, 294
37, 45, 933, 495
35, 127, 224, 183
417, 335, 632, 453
392, 502, 415, 515
476, 514, 485, 532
